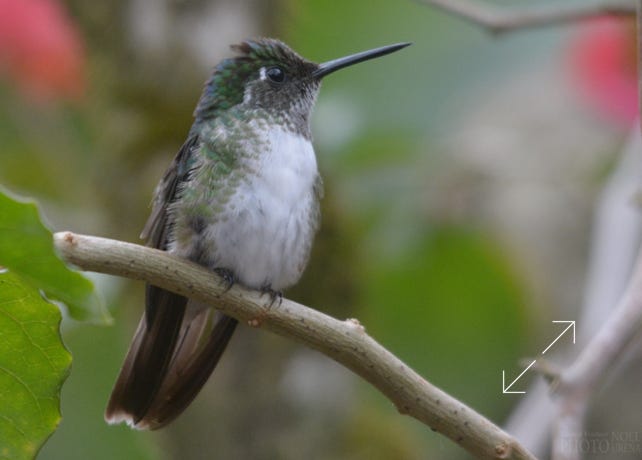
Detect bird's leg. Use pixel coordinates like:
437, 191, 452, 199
248, 285, 282, 328
214, 267, 237, 293
260, 284, 283, 308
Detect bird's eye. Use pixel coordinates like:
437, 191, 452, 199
266, 66, 286, 84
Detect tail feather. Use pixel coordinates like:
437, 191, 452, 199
142, 314, 238, 429
105, 284, 237, 430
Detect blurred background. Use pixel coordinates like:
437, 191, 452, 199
1, 0, 641, 459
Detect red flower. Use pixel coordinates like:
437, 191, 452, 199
0, 0, 86, 102
567, 17, 637, 127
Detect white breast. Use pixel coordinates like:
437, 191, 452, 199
204, 127, 320, 290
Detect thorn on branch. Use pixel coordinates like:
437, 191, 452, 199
530, 358, 563, 388
495, 441, 511, 458
63, 231, 76, 245
345, 317, 365, 332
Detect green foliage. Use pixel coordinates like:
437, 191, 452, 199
0, 189, 108, 458
0, 189, 109, 323
0, 271, 71, 459
38, 311, 159, 460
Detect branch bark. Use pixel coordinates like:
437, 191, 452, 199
54, 231, 536, 460
506, 126, 642, 458
416, 0, 635, 34
551, 239, 642, 460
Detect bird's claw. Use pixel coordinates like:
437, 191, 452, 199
214, 268, 237, 292
260, 284, 283, 308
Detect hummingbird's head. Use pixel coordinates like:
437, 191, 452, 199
194, 38, 410, 132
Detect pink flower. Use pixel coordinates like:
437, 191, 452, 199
567, 17, 637, 127
0, 0, 86, 102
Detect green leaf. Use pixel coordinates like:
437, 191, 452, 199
0, 188, 109, 323
0, 271, 72, 459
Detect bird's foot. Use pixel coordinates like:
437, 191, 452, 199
214, 268, 237, 292
260, 284, 283, 308
248, 285, 282, 328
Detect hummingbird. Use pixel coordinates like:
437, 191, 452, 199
105, 38, 410, 430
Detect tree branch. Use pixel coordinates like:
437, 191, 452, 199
552, 129, 642, 460
54, 231, 535, 460
416, 0, 636, 34
506, 126, 642, 457
550, 245, 642, 459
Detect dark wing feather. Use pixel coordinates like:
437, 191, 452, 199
140, 135, 200, 248
106, 135, 239, 430
106, 137, 194, 425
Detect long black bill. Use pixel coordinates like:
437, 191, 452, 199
312, 42, 411, 79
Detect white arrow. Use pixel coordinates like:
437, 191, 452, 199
501, 321, 576, 395
502, 359, 537, 394
541, 320, 576, 355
